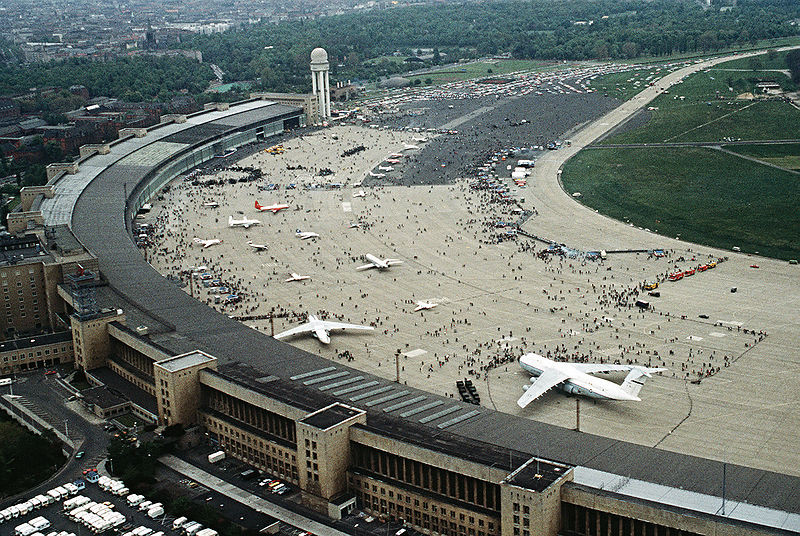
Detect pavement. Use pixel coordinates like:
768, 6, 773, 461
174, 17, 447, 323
136, 49, 800, 480
161, 454, 352, 536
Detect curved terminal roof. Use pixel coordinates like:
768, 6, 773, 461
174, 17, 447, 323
42, 100, 800, 530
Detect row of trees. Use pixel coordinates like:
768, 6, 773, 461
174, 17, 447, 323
1, 0, 799, 102
0, 55, 214, 102
0, 416, 65, 498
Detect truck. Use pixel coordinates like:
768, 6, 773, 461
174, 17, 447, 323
28, 517, 50, 531
147, 506, 164, 519
207, 451, 225, 464
183, 522, 203, 536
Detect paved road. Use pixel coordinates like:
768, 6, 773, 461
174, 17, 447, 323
522, 46, 800, 252
161, 455, 352, 536
587, 138, 800, 148
0, 368, 110, 508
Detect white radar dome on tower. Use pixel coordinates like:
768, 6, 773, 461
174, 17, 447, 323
310, 47, 329, 67
310, 47, 331, 122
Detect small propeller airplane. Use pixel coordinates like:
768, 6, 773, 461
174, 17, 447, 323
353, 190, 367, 198
356, 253, 403, 271
228, 215, 260, 229
296, 230, 320, 240
255, 201, 290, 213
413, 300, 438, 312
368, 171, 386, 178
378, 166, 394, 172
274, 314, 374, 344
247, 241, 268, 251
202, 201, 219, 208
403, 144, 420, 150
193, 238, 222, 248
285, 273, 311, 282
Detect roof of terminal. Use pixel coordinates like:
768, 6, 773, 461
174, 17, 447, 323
49, 100, 800, 516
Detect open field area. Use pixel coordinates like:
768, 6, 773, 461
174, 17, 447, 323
561, 146, 800, 260
595, 57, 800, 144
725, 142, 800, 170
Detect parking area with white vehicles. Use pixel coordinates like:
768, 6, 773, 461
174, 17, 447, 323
1, 476, 215, 536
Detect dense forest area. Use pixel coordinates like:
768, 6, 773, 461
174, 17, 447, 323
183, 0, 800, 89
0, 0, 799, 100
0, 55, 214, 102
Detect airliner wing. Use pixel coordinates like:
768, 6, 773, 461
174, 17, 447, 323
572, 364, 665, 375
319, 321, 374, 332
274, 323, 315, 340
517, 369, 568, 408
356, 264, 376, 271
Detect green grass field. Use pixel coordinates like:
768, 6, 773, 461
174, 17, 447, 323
725, 143, 800, 170
588, 66, 668, 101
601, 67, 800, 144
561, 147, 800, 260
410, 59, 561, 85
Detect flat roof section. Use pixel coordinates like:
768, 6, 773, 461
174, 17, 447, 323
0, 331, 72, 353
301, 402, 364, 431
156, 350, 216, 373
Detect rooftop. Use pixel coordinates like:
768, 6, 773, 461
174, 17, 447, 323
301, 403, 364, 430
0, 331, 72, 353
156, 350, 217, 373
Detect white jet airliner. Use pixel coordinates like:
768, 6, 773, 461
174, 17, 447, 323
356, 253, 404, 271
285, 273, 311, 282
404, 144, 420, 150
228, 215, 261, 229
413, 301, 438, 312
368, 171, 386, 178
255, 201, 290, 213
378, 166, 394, 172
517, 353, 666, 408
274, 314, 374, 344
247, 241, 268, 251
296, 230, 320, 240
193, 238, 222, 248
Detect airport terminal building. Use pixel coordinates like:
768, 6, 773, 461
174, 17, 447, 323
7, 98, 800, 536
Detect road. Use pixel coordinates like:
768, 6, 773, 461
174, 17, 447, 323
0, 368, 109, 507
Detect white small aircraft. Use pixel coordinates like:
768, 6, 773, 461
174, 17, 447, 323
285, 273, 311, 282
203, 201, 219, 208
413, 300, 438, 312
296, 230, 320, 240
193, 238, 222, 248
369, 171, 386, 178
228, 215, 261, 229
255, 201, 290, 213
348, 222, 360, 229
274, 314, 374, 344
517, 353, 666, 408
389, 153, 404, 158
353, 190, 366, 198
357, 253, 404, 271
412, 136, 428, 143
378, 166, 394, 172
247, 241, 268, 251
404, 144, 420, 150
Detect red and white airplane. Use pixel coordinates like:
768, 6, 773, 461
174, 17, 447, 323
255, 201, 290, 213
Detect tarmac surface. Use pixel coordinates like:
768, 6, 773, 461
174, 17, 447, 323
142, 57, 800, 480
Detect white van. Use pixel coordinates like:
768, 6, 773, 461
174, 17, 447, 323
172, 517, 188, 530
